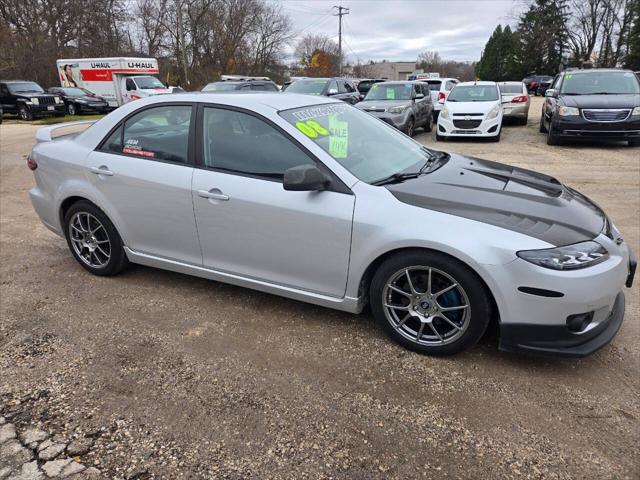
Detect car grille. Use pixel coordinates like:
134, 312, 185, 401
37, 96, 56, 105
453, 119, 482, 129
582, 109, 631, 122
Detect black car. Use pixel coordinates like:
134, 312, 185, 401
201, 80, 279, 92
540, 69, 640, 146
47, 86, 109, 115
0, 80, 65, 120
535, 76, 554, 96
522, 74, 552, 94
356, 78, 385, 99
283, 78, 360, 105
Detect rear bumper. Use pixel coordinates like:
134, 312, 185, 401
502, 104, 529, 118
499, 291, 625, 358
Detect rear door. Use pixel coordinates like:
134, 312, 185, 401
192, 105, 355, 297
86, 103, 201, 264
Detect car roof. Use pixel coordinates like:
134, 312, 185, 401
378, 80, 418, 85
560, 68, 634, 74
498, 81, 525, 85
0, 80, 37, 83
142, 92, 340, 111
456, 81, 497, 86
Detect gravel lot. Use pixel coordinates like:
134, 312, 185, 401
1, 97, 638, 479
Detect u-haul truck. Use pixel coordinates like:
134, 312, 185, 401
55, 57, 171, 108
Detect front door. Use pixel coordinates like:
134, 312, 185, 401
192, 106, 355, 297
86, 104, 201, 265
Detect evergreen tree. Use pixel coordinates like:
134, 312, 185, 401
476, 24, 518, 81
624, 0, 640, 70
476, 25, 502, 80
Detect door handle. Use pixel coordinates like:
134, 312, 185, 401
89, 166, 114, 176
197, 189, 229, 201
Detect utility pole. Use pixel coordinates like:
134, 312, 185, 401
333, 5, 349, 75
175, 0, 189, 86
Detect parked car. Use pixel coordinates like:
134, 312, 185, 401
47, 87, 109, 115
498, 81, 530, 125
168, 86, 186, 93
356, 81, 433, 136
419, 77, 459, 121
356, 78, 385, 99
522, 74, 552, 94
437, 81, 503, 141
0, 105, 3, 124
0, 80, 65, 120
540, 69, 640, 146
27, 93, 635, 357
535, 76, 554, 96
283, 78, 360, 104
201, 80, 279, 92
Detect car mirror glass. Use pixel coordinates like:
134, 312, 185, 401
545, 89, 557, 98
327, 88, 338, 95
283, 165, 330, 191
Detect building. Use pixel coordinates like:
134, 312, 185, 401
359, 61, 417, 80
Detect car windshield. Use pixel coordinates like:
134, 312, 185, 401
279, 103, 435, 184
560, 71, 640, 95
447, 85, 498, 102
202, 82, 240, 92
8, 82, 44, 94
425, 81, 442, 91
61, 87, 87, 96
499, 84, 524, 94
285, 79, 328, 95
365, 83, 413, 100
134, 77, 165, 89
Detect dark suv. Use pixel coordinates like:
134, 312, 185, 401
540, 69, 640, 146
0, 81, 66, 120
283, 78, 360, 104
201, 80, 279, 92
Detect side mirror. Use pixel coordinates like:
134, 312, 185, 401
327, 88, 338, 95
545, 89, 557, 98
415, 93, 425, 99
283, 165, 330, 191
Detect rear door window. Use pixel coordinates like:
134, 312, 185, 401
119, 105, 192, 163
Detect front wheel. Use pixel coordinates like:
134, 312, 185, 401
370, 251, 491, 356
67, 102, 78, 115
18, 105, 33, 121
63, 201, 128, 276
546, 120, 561, 145
404, 117, 415, 137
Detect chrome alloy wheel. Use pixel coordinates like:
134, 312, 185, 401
69, 212, 111, 268
382, 266, 471, 346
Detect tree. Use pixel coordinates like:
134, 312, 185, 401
294, 34, 339, 77
624, 0, 640, 69
475, 25, 517, 80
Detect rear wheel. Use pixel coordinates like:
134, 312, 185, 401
370, 250, 491, 356
63, 201, 128, 276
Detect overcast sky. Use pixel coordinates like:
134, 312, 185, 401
274, 0, 526, 63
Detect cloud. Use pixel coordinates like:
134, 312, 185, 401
274, 0, 524, 63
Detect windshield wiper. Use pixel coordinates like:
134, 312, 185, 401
373, 150, 449, 186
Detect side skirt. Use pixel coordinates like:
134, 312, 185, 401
124, 247, 364, 314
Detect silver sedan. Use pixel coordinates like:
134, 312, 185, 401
28, 93, 634, 357
498, 81, 530, 125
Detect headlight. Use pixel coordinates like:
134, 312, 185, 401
54, 96, 62, 104
517, 241, 608, 270
75, 99, 87, 104
632, 106, 640, 115
558, 106, 579, 116
440, 106, 450, 120
30, 98, 39, 105
388, 105, 408, 114
486, 104, 501, 119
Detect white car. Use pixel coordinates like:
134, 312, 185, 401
436, 81, 503, 142
420, 78, 459, 121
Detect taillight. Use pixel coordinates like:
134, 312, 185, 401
511, 95, 528, 103
26, 154, 37, 170
438, 91, 446, 102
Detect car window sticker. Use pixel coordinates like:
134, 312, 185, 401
386, 88, 395, 100
564, 74, 573, 79
328, 115, 348, 159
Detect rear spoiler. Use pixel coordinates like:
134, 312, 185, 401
35, 120, 97, 143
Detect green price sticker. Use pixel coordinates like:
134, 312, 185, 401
386, 88, 395, 100
564, 74, 573, 79
328, 115, 348, 159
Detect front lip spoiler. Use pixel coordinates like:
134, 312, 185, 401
498, 292, 625, 358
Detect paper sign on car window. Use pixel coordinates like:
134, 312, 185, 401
328, 115, 348, 159
386, 88, 395, 100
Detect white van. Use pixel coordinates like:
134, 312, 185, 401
55, 57, 171, 108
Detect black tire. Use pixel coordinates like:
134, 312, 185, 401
67, 102, 78, 115
628, 139, 640, 147
63, 201, 128, 276
370, 250, 491, 356
520, 116, 528, 126
539, 112, 547, 133
18, 105, 33, 121
546, 120, 561, 145
404, 117, 415, 137
433, 111, 439, 123
424, 113, 433, 132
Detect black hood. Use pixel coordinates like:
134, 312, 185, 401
560, 94, 640, 109
14, 92, 55, 99
387, 154, 605, 246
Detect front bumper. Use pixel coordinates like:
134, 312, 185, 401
437, 115, 501, 137
27, 104, 66, 116
362, 110, 411, 130
499, 292, 625, 357
76, 102, 109, 113
553, 115, 640, 140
